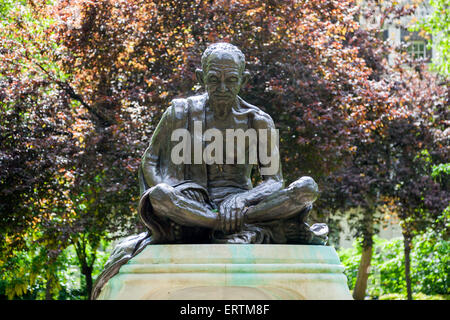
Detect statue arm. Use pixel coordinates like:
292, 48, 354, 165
241, 112, 284, 206
140, 101, 212, 208
141, 105, 173, 188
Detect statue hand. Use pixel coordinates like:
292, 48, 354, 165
181, 189, 207, 206
218, 196, 247, 234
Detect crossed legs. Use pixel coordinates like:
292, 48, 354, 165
147, 176, 319, 232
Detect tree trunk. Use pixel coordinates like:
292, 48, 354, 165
353, 243, 373, 300
72, 237, 98, 300
81, 264, 93, 300
45, 277, 53, 300
353, 209, 374, 300
403, 233, 413, 300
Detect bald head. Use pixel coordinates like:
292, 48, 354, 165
201, 42, 245, 74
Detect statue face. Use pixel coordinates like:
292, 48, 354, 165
204, 52, 243, 105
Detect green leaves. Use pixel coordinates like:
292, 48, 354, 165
339, 232, 450, 299
432, 163, 450, 179
411, 0, 450, 77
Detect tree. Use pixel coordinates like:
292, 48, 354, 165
320, 0, 449, 300
388, 119, 448, 299
0, 0, 140, 298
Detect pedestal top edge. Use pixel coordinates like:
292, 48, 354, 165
129, 244, 341, 265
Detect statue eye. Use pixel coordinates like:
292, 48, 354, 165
227, 77, 238, 83
208, 76, 219, 83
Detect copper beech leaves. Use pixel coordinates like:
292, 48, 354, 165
0, 0, 448, 298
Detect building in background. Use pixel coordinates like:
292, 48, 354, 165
360, 0, 436, 64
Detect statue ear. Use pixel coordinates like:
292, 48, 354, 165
241, 70, 251, 88
195, 68, 205, 87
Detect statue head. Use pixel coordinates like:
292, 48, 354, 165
196, 42, 250, 108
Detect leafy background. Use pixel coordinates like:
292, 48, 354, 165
0, 0, 448, 300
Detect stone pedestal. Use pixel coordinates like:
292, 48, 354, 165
97, 244, 352, 300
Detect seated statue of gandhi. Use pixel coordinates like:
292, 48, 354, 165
91, 42, 328, 299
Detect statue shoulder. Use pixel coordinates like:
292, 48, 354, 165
167, 98, 188, 120
168, 93, 207, 120
239, 97, 275, 129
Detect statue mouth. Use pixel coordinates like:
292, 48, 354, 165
212, 94, 233, 99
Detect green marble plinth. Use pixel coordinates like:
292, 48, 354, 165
97, 244, 352, 300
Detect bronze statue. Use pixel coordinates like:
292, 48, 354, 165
91, 43, 328, 299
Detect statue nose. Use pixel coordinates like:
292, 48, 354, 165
219, 81, 227, 92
